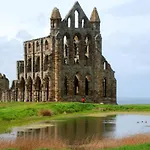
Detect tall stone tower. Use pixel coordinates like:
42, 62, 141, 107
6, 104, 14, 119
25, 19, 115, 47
46, 1, 117, 103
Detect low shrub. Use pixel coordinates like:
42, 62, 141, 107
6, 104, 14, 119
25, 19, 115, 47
38, 109, 53, 116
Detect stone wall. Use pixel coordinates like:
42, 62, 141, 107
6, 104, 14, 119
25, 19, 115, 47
0, 74, 9, 101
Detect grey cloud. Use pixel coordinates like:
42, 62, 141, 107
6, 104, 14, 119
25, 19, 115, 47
36, 13, 48, 27
0, 36, 23, 77
21, 13, 48, 29
0, 30, 32, 85
16, 30, 32, 41
102, 32, 150, 97
117, 74, 150, 98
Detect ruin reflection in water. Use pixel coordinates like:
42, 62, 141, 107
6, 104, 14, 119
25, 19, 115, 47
2, 114, 150, 145
16, 116, 116, 144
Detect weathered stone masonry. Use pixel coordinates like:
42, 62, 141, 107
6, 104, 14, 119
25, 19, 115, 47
1, 1, 117, 104
0, 74, 9, 101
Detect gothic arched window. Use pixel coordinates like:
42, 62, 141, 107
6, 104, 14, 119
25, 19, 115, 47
45, 40, 49, 50
36, 41, 40, 51
68, 17, 71, 28
44, 55, 49, 71
63, 35, 70, 64
73, 34, 81, 64
75, 10, 79, 28
82, 19, 85, 28
35, 56, 40, 72
28, 58, 32, 72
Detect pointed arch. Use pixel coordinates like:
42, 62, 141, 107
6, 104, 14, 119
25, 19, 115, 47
104, 61, 107, 70
84, 34, 92, 65
74, 76, 79, 95
35, 56, 40, 72
63, 36, 68, 57
27, 76, 33, 102
64, 76, 68, 95
36, 41, 40, 51
85, 75, 91, 96
45, 40, 49, 50
27, 57, 32, 72
44, 76, 50, 101
63, 33, 70, 64
73, 33, 82, 41
28, 43, 31, 49
75, 10, 79, 28
20, 77, 25, 102
82, 19, 85, 28
44, 55, 49, 71
73, 33, 81, 64
36, 41, 39, 47
74, 72, 81, 95
68, 17, 71, 28
35, 76, 41, 102
95, 34, 101, 51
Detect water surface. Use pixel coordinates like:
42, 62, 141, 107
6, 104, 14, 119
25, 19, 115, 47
1, 114, 150, 144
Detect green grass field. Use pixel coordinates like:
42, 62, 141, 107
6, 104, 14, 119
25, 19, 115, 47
106, 143, 150, 150
0, 102, 150, 133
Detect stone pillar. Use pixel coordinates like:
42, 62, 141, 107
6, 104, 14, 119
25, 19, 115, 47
1, 91, 4, 102
54, 34, 62, 101
42, 88, 46, 102
31, 85, 34, 102
25, 84, 29, 102
33, 81, 37, 102
69, 77, 75, 101
80, 79, 84, 97
32, 41, 35, 79
32, 82, 36, 102
40, 83, 43, 102
48, 79, 52, 101
40, 39, 43, 79
24, 47, 27, 80
11, 90, 14, 102
18, 88, 22, 102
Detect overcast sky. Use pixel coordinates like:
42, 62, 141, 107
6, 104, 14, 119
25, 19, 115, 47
0, 0, 150, 99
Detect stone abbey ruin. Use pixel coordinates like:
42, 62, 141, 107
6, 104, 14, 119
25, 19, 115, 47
0, 2, 117, 104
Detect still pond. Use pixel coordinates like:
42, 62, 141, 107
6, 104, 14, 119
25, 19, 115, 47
1, 114, 150, 144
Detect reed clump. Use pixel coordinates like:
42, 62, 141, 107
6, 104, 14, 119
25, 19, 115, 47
0, 138, 68, 150
38, 109, 53, 116
81, 134, 150, 149
1, 134, 150, 150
